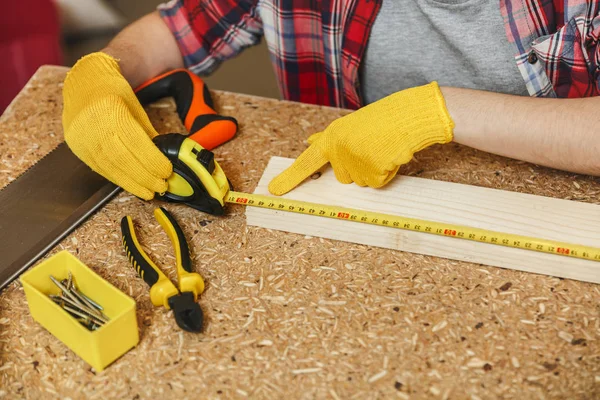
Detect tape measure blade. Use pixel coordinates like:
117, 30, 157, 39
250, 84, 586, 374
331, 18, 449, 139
226, 191, 600, 263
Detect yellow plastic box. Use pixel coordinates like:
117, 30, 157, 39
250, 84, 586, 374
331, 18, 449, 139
20, 250, 139, 372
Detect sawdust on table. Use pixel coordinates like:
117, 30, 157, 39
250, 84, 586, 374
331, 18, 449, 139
0, 66, 598, 400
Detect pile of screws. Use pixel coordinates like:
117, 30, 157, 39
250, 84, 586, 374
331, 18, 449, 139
48, 272, 109, 331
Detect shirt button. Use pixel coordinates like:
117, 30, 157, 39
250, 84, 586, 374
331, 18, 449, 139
528, 51, 538, 64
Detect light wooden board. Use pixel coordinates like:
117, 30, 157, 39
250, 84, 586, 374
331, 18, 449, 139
246, 157, 600, 284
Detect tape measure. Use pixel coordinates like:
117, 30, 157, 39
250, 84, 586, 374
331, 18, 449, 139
226, 191, 600, 262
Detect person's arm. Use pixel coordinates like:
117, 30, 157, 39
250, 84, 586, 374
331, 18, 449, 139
101, 11, 184, 88
61, 10, 183, 201
442, 87, 600, 176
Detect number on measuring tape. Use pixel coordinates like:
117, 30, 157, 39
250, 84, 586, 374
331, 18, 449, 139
228, 192, 599, 263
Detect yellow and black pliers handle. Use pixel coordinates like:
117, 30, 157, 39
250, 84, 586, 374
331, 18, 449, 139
121, 207, 205, 332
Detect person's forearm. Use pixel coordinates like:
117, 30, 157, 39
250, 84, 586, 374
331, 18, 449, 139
441, 87, 600, 176
101, 11, 183, 88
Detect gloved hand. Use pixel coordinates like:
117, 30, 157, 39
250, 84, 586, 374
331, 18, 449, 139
62, 52, 172, 200
268, 82, 455, 195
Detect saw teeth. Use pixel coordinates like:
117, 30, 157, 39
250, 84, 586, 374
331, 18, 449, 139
0, 142, 67, 193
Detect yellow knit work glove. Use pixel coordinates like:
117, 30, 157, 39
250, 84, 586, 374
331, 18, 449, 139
268, 82, 454, 195
62, 52, 172, 200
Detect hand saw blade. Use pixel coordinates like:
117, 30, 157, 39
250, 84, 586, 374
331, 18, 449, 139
0, 142, 121, 290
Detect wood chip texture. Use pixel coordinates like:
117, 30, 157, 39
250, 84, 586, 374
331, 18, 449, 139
0, 66, 599, 399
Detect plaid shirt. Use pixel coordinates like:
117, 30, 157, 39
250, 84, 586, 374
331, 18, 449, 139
159, 0, 600, 109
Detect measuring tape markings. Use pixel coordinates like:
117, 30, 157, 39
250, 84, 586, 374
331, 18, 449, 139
225, 191, 600, 262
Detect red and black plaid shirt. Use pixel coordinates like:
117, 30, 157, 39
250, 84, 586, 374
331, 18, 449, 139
159, 0, 600, 109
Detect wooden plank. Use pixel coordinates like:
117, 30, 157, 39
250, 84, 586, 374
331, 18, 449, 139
246, 157, 600, 284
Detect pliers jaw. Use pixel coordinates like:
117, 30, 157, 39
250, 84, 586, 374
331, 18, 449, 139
168, 292, 204, 333
121, 207, 205, 333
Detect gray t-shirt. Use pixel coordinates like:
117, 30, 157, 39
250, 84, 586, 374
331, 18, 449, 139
361, 0, 528, 104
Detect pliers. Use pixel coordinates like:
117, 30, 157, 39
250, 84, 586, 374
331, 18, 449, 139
120, 207, 205, 332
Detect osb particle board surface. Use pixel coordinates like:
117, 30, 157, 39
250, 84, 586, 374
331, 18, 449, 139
0, 66, 599, 400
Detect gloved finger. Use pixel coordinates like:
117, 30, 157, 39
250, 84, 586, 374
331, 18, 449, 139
63, 118, 97, 165
268, 144, 329, 195
306, 131, 324, 145
119, 122, 172, 180
86, 151, 155, 200
106, 137, 170, 195
352, 175, 367, 187
111, 171, 156, 200
330, 163, 353, 184
347, 168, 366, 186
129, 102, 160, 140
106, 156, 163, 200
364, 165, 401, 188
67, 118, 167, 197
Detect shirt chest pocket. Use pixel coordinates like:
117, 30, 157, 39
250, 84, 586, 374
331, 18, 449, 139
530, 12, 600, 98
